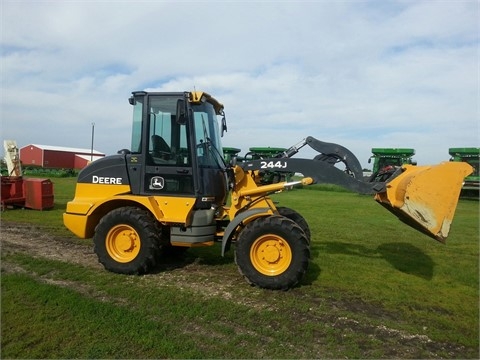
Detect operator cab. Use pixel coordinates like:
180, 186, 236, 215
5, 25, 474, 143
127, 91, 228, 208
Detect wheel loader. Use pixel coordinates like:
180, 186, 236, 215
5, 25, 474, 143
63, 91, 473, 290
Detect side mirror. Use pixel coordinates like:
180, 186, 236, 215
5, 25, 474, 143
221, 114, 227, 137
368, 158, 371, 164
128, 96, 136, 105
176, 99, 186, 125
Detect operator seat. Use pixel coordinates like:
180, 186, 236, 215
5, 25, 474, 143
151, 135, 171, 159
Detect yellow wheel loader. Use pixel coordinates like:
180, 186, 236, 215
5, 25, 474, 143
63, 91, 472, 290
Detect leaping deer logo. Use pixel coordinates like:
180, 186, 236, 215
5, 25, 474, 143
149, 176, 164, 190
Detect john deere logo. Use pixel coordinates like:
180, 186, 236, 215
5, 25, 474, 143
149, 176, 164, 190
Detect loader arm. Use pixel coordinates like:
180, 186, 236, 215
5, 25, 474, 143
273, 136, 364, 179
238, 138, 473, 243
240, 157, 375, 194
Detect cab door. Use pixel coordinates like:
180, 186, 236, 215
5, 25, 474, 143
141, 94, 194, 196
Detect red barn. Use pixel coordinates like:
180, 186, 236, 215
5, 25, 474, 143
20, 144, 105, 170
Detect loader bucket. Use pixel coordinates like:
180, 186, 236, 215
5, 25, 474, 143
374, 162, 473, 243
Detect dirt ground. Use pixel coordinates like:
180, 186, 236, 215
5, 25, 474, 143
1, 221, 475, 359
2, 222, 101, 269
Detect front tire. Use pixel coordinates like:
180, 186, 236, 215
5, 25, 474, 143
235, 215, 310, 290
276, 206, 311, 241
93, 206, 163, 274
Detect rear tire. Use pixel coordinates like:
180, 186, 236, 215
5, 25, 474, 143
93, 206, 163, 274
235, 215, 310, 290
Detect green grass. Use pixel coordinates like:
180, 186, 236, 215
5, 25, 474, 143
272, 190, 479, 345
1, 177, 479, 358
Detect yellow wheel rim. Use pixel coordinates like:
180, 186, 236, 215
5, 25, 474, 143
250, 234, 292, 276
106, 224, 141, 263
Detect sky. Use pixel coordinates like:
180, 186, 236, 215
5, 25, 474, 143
1, 0, 478, 169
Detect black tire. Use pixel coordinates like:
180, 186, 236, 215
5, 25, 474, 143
276, 206, 311, 241
235, 215, 310, 290
93, 206, 163, 275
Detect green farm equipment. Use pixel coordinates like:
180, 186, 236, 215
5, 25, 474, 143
368, 148, 416, 182
222, 147, 242, 163
244, 147, 287, 159
449, 147, 479, 198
